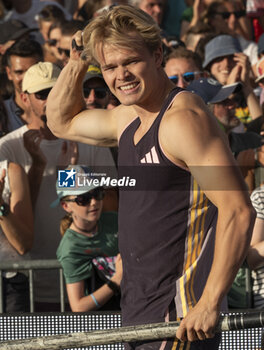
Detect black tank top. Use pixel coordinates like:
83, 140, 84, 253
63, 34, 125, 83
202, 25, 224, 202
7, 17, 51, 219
118, 88, 218, 327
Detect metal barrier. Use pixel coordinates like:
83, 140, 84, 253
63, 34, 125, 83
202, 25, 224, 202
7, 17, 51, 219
0, 261, 263, 349
0, 311, 263, 350
0, 260, 65, 313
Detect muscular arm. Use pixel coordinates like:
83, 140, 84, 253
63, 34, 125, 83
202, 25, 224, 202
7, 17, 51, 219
46, 57, 119, 147
160, 92, 255, 341
0, 163, 34, 255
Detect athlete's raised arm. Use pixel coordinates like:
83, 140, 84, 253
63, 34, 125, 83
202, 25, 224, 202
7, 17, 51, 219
46, 32, 119, 147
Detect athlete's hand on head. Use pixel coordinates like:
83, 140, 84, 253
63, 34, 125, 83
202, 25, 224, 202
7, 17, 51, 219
71, 31, 86, 61
176, 299, 219, 342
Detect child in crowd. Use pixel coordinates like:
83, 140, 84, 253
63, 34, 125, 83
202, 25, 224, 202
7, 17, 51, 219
52, 165, 122, 312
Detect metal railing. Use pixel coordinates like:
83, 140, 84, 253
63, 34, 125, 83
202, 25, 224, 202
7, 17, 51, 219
0, 260, 65, 313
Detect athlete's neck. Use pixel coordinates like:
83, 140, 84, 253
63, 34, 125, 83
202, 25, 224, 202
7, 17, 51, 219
134, 72, 175, 120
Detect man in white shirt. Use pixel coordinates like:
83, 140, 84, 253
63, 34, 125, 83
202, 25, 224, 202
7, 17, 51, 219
0, 61, 117, 311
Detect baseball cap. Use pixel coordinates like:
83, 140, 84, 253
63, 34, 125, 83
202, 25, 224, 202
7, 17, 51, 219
186, 77, 242, 104
22, 62, 61, 93
50, 165, 100, 208
203, 35, 241, 69
83, 64, 104, 83
0, 20, 35, 45
255, 57, 264, 82
258, 33, 264, 56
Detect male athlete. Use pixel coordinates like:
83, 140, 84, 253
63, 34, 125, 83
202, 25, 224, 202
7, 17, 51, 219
46, 5, 255, 350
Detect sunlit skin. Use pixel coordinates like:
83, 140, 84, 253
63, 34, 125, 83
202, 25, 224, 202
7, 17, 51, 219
98, 42, 169, 112
138, 0, 165, 25
209, 55, 236, 85
61, 196, 103, 234
164, 57, 202, 88
6, 56, 40, 94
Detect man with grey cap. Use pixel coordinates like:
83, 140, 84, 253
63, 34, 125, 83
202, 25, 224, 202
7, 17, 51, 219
203, 34, 262, 125
0, 61, 117, 311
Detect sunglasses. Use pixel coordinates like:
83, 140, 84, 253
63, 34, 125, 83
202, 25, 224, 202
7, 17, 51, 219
58, 47, 70, 57
34, 88, 52, 100
64, 188, 105, 206
47, 39, 57, 46
213, 10, 245, 19
169, 72, 202, 85
83, 87, 108, 99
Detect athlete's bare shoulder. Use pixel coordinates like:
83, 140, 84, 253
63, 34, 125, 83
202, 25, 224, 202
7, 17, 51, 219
160, 90, 227, 166
112, 104, 138, 139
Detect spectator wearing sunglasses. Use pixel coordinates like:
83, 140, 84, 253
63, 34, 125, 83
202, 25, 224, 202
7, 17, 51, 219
53, 166, 122, 312
83, 64, 119, 165
46, 20, 65, 68
83, 65, 110, 110
164, 46, 204, 88
35, 5, 66, 65
58, 20, 85, 67
36, 5, 66, 44
202, 1, 258, 67
0, 61, 118, 311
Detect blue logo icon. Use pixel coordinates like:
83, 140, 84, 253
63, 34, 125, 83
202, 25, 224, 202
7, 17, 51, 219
58, 168, 77, 188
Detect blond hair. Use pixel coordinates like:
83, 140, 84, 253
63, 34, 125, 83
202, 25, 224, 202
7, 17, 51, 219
82, 4, 162, 64
60, 213, 72, 236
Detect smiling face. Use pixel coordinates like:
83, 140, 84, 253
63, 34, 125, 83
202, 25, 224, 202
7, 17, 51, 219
6, 55, 40, 94
209, 55, 236, 85
62, 193, 103, 228
98, 38, 163, 108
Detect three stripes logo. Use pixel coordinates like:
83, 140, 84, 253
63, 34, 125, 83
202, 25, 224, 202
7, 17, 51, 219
140, 146, 160, 164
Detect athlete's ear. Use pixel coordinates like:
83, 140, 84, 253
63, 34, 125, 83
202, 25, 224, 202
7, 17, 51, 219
154, 45, 163, 68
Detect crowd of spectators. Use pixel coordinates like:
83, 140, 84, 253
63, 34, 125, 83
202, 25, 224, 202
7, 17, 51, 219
0, 0, 264, 313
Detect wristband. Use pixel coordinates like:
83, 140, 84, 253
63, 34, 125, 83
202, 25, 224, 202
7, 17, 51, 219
91, 293, 100, 308
107, 280, 120, 295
